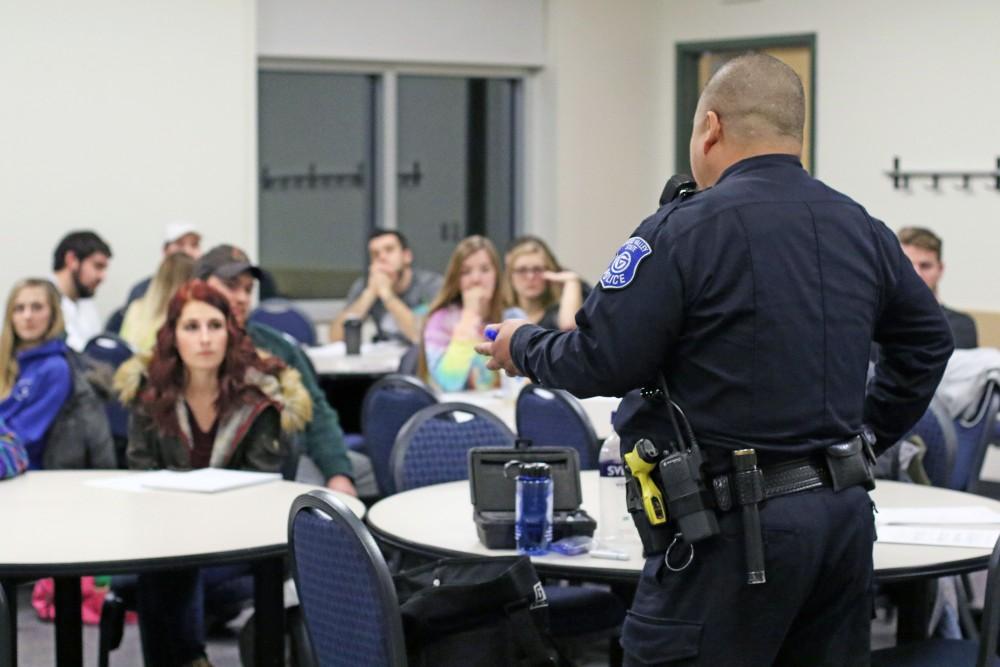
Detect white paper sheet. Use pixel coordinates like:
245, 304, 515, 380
877, 525, 1000, 549
139, 469, 281, 493
875, 506, 1000, 525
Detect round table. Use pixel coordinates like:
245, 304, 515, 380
0, 470, 364, 667
368, 474, 1000, 583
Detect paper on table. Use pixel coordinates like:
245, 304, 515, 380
140, 469, 281, 493
85, 473, 152, 493
875, 506, 1000, 525
877, 525, 1000, 549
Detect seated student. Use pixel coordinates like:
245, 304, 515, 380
420, 235, 520, 392
50, 230, 113, 351
123, 221, 202, 308
330, 229, 443, 344
504, 235, 588, 331
0, 279, 72, 468
193, 244, 364, 496
0, 278, 113, 471
115, 280, 310, 667
898, 226, 978, 349
120, 251, 195, 353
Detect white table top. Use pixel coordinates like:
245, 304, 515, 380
0, 470, 365, 577
367, 474, 1000, 583
440, 391, 620, 441
305, 341, 407, 376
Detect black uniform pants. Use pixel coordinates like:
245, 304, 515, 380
621, 485, 875, 667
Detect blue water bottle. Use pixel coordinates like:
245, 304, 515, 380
505, 461, 553, 555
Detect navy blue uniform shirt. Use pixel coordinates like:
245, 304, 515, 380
511, 154, 953, 456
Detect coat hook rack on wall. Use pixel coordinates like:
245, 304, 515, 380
260, 163, 365, 191
886, 156, 1000, 191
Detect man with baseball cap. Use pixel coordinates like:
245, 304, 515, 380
194, 244, 359, 496
122, 221, 203, 309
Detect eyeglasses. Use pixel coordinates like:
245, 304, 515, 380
511, 267, 546, 277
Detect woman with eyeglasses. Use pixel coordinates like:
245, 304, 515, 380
504, 236, 588, 331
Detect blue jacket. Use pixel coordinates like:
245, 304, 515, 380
0, 338, 72, 469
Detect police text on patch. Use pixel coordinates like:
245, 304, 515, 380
600, 237, 653, 289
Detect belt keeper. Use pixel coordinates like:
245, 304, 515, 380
733, 469, 765, 506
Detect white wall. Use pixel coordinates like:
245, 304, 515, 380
657, 0, 1000, 311
257, 0, 545, 67
538, 0, 666, 283
0, 0, 256, 319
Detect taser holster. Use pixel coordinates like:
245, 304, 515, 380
624, 468, 675, 556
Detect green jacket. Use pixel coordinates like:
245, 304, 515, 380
248, 321, 353, 481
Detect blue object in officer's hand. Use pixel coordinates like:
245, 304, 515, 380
484, 327, 498, 341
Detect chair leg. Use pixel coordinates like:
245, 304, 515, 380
97, 595, 127, 667
955, 574, 980, 640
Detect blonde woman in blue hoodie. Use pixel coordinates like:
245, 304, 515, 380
0, 278, 72, 477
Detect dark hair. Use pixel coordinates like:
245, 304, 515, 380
52, 231, 113, 271
898, 226, 943, 262
141, 279, 284, 437
368, 228, 409, 250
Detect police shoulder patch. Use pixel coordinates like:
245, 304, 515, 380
600, 237, 653, 290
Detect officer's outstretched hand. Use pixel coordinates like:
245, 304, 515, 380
475, 319, 531, 376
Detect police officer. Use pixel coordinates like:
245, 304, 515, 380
477, 53, 953, 666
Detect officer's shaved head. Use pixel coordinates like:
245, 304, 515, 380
698, 52, 805, 145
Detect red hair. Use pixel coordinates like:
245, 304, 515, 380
142, 279, 285, 437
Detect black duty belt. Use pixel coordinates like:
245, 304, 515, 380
711, 457, 831, 513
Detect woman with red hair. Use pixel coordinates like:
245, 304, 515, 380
115, 279, 311, 667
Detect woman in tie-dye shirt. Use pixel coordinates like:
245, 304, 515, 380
420, 236, 509, 392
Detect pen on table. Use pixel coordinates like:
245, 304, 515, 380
589, 549, 630, 561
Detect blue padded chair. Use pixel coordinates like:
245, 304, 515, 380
289, 490, 407, 667
951, 381, 1000, 494
83, 333, 135, 467
390, 402, 515, 492
362, 374, 439, 496
515, 384, 601, 469
248, 298, 316, 346
905, 397, 959, 488
872, 535, 1000, 667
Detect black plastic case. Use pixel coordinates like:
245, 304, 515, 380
468, 447, 597, 549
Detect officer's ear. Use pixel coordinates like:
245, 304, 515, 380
702, 110, 723, 152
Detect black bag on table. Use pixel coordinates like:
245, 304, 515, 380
394, 556, 559, 667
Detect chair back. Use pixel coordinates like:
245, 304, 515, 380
83, 334, 134, 452
0, 584, 10, 666
905, 397, 958, 488
397, 345, 420, 376
289, 490, 407, 667
248, 299, 316, 346
391, 402, 515, 492
515, 385, 600, 469
361, 374, 438, 495
84, 333, 134, 369
977, 535, 1000, 667
951, 380, 1000, 493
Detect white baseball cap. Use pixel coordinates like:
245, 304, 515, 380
164, 221, 201, 245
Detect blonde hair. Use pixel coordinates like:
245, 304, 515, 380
418, 236, 504, 380
426, 236, 505, 323
503, 236, 562, 312
0, 279, 65, 398
120, 252, 194, 352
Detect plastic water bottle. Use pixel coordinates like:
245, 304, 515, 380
507, 461, 553, 555
598, 417, 630, 546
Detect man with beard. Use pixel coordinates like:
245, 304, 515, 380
329, 229, 443, 344
51, 230, 113, 351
